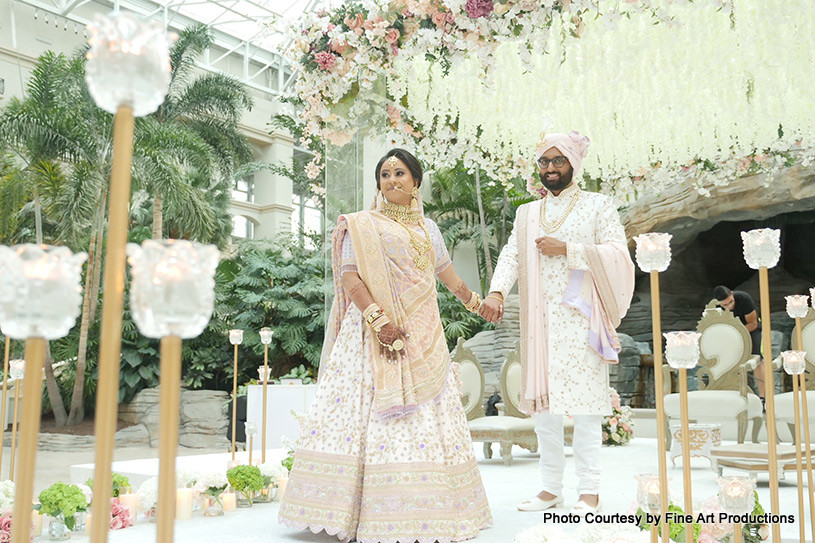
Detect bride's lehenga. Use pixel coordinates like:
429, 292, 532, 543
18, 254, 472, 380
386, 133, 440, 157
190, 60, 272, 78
279, 210, 492, 543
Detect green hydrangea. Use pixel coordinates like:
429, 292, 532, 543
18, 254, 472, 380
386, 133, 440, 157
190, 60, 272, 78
38, 482, 88, 530
85, 472, 131, 498
226, 465, 264, 493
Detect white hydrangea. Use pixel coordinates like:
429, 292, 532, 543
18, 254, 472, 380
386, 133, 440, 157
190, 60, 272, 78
136, 477, 159, 511
0, 479, 15, 513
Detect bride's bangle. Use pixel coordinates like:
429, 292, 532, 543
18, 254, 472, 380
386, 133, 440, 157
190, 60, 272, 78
463, 291, 481, 313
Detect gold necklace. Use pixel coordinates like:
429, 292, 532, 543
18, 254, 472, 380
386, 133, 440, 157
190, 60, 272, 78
392, 217, 433, 271
540, 190, 581, 234
381, 199, 422, 223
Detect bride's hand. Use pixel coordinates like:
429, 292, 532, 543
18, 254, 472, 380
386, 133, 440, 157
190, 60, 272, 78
376, 323, 407, 363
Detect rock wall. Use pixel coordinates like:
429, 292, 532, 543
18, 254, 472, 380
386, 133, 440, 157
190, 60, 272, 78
118, 388, 230, 448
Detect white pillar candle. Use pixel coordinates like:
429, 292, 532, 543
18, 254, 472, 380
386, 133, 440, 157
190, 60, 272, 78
221, 491, 237, 512
32, 509, 43, 536
277, 475, 289, 500
176, 488, 193, 520
118, 493, 139, 517
84, 513, 92, 535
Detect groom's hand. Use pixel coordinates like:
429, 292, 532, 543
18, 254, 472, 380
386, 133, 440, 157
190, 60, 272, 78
535, 236, 567, 256
479, 292, 504, 324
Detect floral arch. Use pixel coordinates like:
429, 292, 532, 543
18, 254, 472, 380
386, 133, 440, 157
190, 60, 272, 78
287, 0, 815, 201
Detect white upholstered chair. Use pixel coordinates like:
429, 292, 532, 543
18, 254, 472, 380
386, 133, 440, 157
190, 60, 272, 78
774, 308, 815, 442
454, 338, 537, 465
663, 306, 763, 448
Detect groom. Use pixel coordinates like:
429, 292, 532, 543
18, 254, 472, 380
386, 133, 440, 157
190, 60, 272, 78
480, 131, 634, 514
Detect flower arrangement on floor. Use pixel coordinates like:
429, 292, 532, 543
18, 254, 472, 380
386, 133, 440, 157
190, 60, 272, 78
0, 510, 34, 542
226, 466, 264, 507
37, 482, 88, 530
136, 477, 159, 517
109, 498, 134, 531
85, 472, 131, 499
0, 480, 14, 512
636, 492, 769, 543
602, 387, 633, 446
194, 470, 228, 516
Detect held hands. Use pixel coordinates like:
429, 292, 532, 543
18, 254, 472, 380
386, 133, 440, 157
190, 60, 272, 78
376, 322, 407, 363
535, 236, 567, 256
479, 292, 504, 324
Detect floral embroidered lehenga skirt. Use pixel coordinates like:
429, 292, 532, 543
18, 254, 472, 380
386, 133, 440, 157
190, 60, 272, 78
278, 306, 492, 543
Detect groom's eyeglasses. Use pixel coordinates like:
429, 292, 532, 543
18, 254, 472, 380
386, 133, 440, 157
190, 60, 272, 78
538, 156, 568, 168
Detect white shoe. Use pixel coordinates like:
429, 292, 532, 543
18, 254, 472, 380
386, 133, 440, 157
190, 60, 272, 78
570, 499, 602, 516
517, 495, 563, 512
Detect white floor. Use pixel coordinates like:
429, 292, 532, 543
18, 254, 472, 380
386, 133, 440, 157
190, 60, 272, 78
55, 437, 808, 543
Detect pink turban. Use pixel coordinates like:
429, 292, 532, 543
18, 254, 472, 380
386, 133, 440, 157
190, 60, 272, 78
535, 131, 591, 175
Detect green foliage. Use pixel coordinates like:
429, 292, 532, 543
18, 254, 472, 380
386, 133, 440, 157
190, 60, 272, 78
424, 162, 531, 293
278, 364, 316, 384
183, 236, 328, 391
38, 482, 88, 529
226, 465, 264, 493
85, 473, 131, 498
281, 451, 295, 473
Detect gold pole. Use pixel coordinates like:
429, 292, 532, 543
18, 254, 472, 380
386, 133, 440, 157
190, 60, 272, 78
231, 343, 238, 461
0, 336, 9, 478
798, 321, 815, 539
734, 523, 743, 543
262, 343, 268, 464
9, 364, 21, 481
650, 524, 658, 543
650, 270, 670, 543
90, 104, 135, 543
10, 337, 46, 543
758, 267, 780, 542
679, 367, 694, 543
793, 372, 805, 543
156, 336, 182, 543
248, 434, 253, 467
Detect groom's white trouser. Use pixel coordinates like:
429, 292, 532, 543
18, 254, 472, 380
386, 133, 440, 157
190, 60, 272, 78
534, 412, 602, 497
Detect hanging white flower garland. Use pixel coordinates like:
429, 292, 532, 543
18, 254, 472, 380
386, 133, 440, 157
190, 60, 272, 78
286, 0, 815, 201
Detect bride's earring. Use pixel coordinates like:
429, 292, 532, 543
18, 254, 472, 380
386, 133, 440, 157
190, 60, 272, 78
410, 187, 419, 210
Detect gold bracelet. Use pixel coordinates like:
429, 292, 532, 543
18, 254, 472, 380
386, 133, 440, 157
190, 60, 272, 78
463, 291, 481, 313
365, 307, 385, 327
368, 313, 390, 332
485, 293, 504, 304
362, 303, 380, 320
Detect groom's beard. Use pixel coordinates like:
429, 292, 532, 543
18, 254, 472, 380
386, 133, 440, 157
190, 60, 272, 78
540, 168, 573, 193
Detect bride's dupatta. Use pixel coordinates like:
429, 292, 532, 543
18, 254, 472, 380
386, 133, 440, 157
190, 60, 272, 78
321, 211, 449, 418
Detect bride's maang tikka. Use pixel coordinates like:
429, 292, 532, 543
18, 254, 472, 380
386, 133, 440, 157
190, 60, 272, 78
387, 155, 399, 168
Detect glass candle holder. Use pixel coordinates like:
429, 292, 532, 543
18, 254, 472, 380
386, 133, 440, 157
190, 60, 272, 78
781, 350, 807, 375
259, 327, 273, 345
9, 359, 25, 380
810, 288, 815, 310
0, 244, 87, 340
740, 228, 780, 270
229, 329, 243, 345
633, 233, 672, 273
257, 366, 270, 382
245, 422, 257, 437
126, 240, 219, 339
635, 473, 664, 514
85, 12, 174, 117
786, 295, 809, 319
664, 331, 701, 369
717, 476, 755, 515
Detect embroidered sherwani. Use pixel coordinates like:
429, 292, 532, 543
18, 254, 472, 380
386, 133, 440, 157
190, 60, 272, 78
489, 183, 629, 416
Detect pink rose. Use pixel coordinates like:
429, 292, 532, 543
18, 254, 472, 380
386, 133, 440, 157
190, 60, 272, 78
313, 51, 337, 71
110, 516, 123, 530
0, 531, 9, 542
446, 12, 455, 24
609, 417, 618, 426
385, 28, 401, 44
0, 517, 11, 533
622, 423, 631, 432
363, 19, 375, 31
611, 396, 621, 409
432, 12, 447, 26
344, 13, 364, 30
465, 0, 494, 19
386, 104, 402, 126
602, 432, 609, 440
329, 39, 349, 54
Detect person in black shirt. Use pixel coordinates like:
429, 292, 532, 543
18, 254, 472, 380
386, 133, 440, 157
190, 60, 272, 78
713, 285, 764, 399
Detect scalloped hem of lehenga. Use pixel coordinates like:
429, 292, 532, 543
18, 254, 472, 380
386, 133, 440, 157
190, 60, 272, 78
279, 517, 493, 543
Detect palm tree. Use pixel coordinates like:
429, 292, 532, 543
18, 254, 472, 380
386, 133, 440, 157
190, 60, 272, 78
142, 24, 254, 241
423, 162, 530, 294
